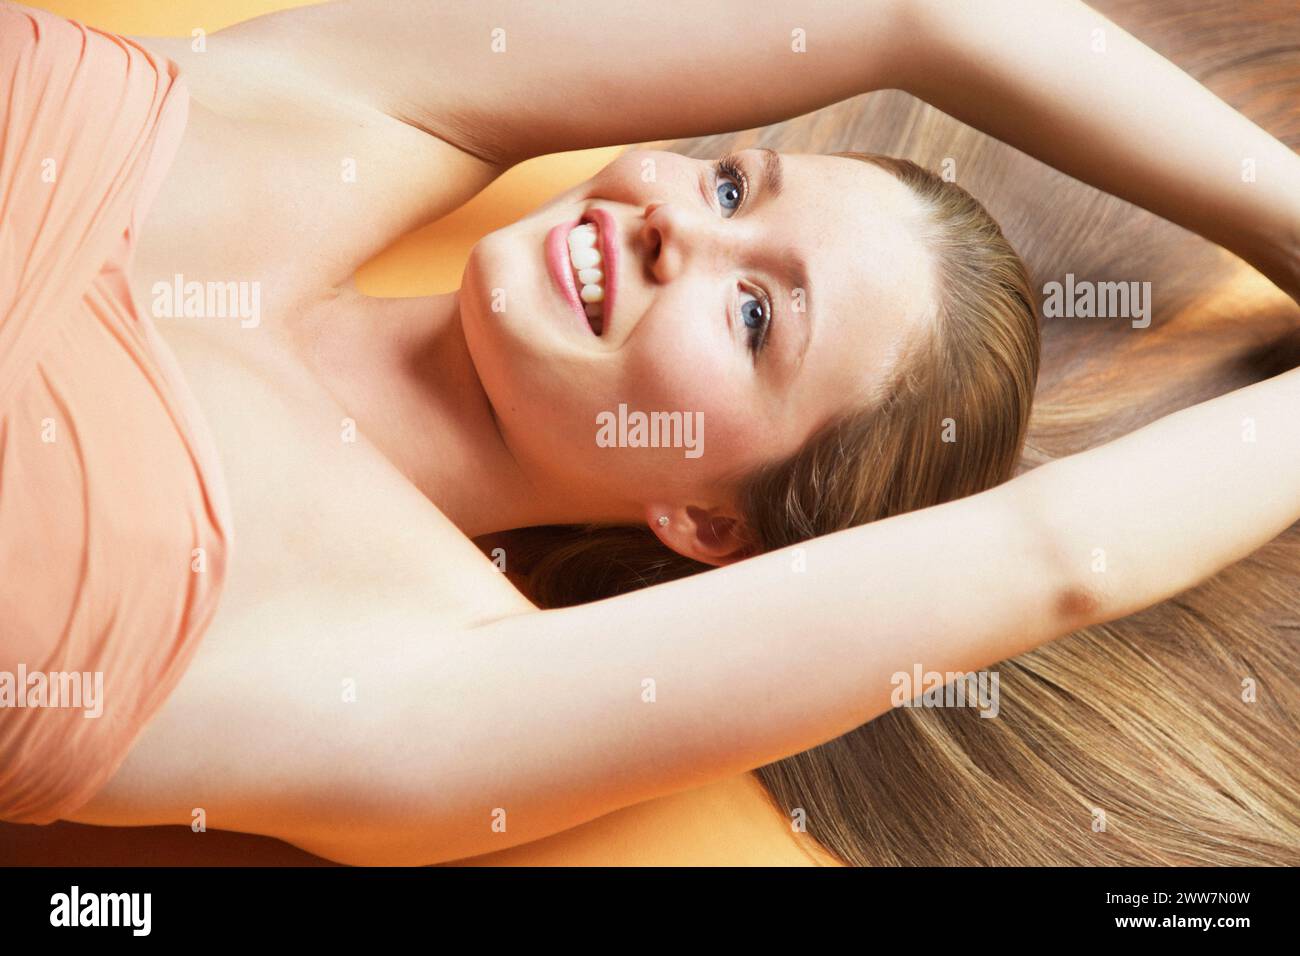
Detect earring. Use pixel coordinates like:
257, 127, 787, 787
657, 515, 669, 527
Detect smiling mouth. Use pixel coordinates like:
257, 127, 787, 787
567, 220, 605, 335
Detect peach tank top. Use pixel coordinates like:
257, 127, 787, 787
0, 2, 231, 824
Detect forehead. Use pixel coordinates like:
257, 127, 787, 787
775, 152, 939, 415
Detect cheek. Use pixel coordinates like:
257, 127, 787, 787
618, 304, 760, 464
463, 237, 581, 391
461, 247, 526, 405
461, 248, 589, 449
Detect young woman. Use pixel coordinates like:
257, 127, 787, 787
1, 0, 1297, 866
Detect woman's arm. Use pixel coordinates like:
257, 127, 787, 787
212, 0, 909, 164
894, 0, 1300, 303
241, 0, 1300, 299
303, 365, 1300, 866
1028, 366, 1300, 622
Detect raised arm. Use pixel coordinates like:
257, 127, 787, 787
892, 0, 1300, 303
238, 0, 1300, 299
220, 0, 908, 164
298, 364, 1300, 866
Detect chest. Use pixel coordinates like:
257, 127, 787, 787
117, 51, 526, 647
136, 312, 530, 678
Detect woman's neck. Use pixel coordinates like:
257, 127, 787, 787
306, 288, 577, 538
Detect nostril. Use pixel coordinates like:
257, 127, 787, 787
645, 236, 664, 281
639, 225, 661, 268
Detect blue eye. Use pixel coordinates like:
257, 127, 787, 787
716, 178, 742, 212
713, 157, 748, 218
740, 291, 771, 355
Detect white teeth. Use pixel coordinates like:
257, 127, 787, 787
568, 224, 597, 248
570, 245, 601, 270
568, 221, 606, 332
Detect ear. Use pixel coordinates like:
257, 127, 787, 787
644, 503, 754, 566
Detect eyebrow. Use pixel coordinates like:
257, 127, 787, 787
757, 147, 784, 199
750, 150, 813, 368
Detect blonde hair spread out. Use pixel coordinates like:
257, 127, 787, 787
492, 25, 1300, 860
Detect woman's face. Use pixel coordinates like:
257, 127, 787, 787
461, 149, 938, 555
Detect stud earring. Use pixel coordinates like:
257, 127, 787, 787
657, 515, 669, 527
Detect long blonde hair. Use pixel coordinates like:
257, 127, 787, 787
490, 0, 1300, 858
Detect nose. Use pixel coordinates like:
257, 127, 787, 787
639, 200, 729, 284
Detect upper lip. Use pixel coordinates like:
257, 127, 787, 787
581, 206, 619, 337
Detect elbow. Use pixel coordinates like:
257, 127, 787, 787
1041, 519, 1111, 635
1052, 578, 1104, 634
1013, 463, 1110, 635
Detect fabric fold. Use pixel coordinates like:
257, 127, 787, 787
0, 1, 231, 825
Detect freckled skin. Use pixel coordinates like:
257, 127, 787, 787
459, 148, 939, 526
